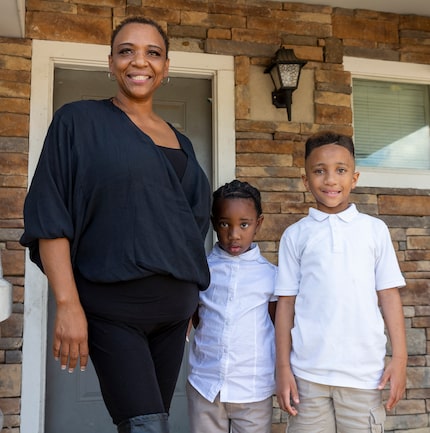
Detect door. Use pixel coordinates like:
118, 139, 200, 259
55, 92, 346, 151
44, 68, 212, 433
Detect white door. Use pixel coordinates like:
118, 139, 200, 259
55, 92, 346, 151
44, 69, 212, 433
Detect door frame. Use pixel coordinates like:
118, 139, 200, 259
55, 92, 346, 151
21, 39, 235, 433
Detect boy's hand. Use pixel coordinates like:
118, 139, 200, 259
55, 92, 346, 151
378, 356, 407, 410
377, 288, 407, 411
276, 366, 300, 416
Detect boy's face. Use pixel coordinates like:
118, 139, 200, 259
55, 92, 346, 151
211, 198, 263, 256
302, 143, 360, 214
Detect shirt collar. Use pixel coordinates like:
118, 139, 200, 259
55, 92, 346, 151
309, 203, 358, 222
212, 242, 260, 260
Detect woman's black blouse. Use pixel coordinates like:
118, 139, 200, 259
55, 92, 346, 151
20, 99, 211, 290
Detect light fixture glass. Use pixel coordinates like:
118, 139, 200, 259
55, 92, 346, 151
279, 63, 301, 88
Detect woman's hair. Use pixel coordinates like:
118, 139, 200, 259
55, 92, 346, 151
110, 16, 169, 57
305, 131, 355, 159
212, 180, 262, 217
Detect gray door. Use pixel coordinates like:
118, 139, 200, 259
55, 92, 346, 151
45, 69, 212, 433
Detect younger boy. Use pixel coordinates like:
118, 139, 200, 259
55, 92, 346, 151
275, 131, 407, 432
188, 180, 277, 433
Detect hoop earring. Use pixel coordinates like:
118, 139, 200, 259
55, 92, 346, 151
107, 71, 116, 81
162, 76, 170, 85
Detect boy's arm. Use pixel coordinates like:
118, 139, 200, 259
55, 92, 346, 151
275, 295, 299, 416
377, 287, 408, 411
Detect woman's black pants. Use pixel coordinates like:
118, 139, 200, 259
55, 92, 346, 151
76, 272, 199, 429
87, 314, 190, 426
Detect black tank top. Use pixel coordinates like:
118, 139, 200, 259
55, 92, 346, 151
160, 146, 187, 180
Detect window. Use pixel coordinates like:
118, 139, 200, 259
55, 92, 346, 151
353, 79, 429, 170
345, 57, 430, 189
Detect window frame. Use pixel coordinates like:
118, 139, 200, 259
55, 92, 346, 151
345, 56, 430, 190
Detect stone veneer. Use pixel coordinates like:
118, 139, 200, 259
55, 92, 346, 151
0, 1, 429, 432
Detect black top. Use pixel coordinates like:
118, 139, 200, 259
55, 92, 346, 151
20, 99, 211, 290
160, 146, 187, 180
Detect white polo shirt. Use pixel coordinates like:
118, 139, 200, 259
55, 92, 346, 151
188, 243, 277, 403
275, 204, 406, 389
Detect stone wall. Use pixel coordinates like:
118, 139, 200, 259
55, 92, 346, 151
0, 1, 429, 432
0, 35, 30, 433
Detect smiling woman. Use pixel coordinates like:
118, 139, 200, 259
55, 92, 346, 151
108, 18, 177, 147
20, 16, 211, 433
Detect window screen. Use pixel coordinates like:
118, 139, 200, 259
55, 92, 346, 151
352, 79, 430, 170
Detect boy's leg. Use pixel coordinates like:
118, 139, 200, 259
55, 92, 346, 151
333, 387, 385, 432
186, 382, 229, 433
228, 396, 273, 433
287, 378, 335, 433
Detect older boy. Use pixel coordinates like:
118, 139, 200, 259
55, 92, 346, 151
275, 131, 407, 432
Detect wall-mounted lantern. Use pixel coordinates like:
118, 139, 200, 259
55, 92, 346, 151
264, 47, 307, 121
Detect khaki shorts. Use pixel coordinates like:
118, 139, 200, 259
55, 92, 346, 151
287, 377, 386, 433
187, 381, 273, 433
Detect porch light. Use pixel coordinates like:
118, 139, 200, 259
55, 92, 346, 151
264, 47, 307, 121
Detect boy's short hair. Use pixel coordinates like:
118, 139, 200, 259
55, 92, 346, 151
305, 131, 355, 159
212, 179, 262, 217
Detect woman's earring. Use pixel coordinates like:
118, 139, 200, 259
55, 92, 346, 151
161, 76, 171, 85
108, 71, 116, 81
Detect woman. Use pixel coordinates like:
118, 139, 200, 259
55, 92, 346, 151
20, 16, 211, 433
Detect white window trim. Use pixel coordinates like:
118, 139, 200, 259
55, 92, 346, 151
344, 56, 430, 190
22, 39, 235, 433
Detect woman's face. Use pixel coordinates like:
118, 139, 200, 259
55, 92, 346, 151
109, 23, 170, 102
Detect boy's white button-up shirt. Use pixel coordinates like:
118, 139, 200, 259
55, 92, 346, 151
188, 243, 277, 403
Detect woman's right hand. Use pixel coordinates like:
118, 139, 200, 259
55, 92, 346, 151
39, 238, 89, 372
54, 299, 88, 372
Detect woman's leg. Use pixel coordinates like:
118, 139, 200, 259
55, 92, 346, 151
87, 315, 166, 424
117, 413, 169, 433
147, 319, 190, 413
87, 315, 190, 427
79, 274, 198, 431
